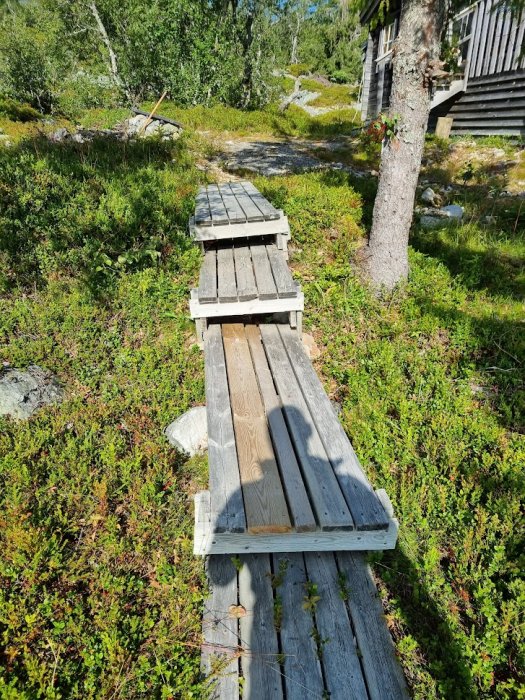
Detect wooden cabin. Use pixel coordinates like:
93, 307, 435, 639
359, 0, 525, 136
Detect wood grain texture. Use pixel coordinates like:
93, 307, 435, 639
193, 496, 398, 555
245, 325, 316, 533
250, 245, 278, 300
204, 324, 246, 534
207, 185, 230, 225
233, 247, 257, 301
191, 215, 290, 241
190, 293, 304, 321
202, 555, 240, 700
218, 184, 247, 223
195, 187, 212, 226
229, 182, 265, 222
240, 181, 280, 220
260, 324, 354, 530
198, 249, 218, 303
279, 325, 389, 531
266, 245, 297, 298
304, 552, 368, 700
238, 554, 284, 699
222, 324, 291, 534
217, 247, 238, 302
273, 552, 326, 700
337, 552, 410, 700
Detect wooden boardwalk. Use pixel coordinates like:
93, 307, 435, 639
186, 181, 405, 698
194, 322, 397, 555
190, 244, 303, 341
202, 551, 409, 700
189, 183, 290, 252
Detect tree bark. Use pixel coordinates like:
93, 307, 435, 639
88, 1, 129, 99
364, 0, 447, 291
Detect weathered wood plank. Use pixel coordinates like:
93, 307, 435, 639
504, 10, 520, 72
190, 215, 290, 242
229, 182, 265, 222
202, 555, 240, 700
337, 552, 409, 700
218, 184, 247, 223
240, 181, 280, 220
475, 0, 491, 76
496, 10, 512, 74
198, 249, 218, 303
193, 519, 398, 555
238, 554, 284, 699
233, 247, 257, 301
250, 245, 278, 300
245, 325, 317, 533
266, 245, 297, 298
222, 324, 291, 534
482, 0, 497, 76
260, 325, 354, 530
195, 187, 212, 226
190, 293, 304, 321
278, 325, 389, 531
273, 553, 325, 699
489, 8, 505, 75
304, 552, 368, 700
207, 185, 230, 225
217, 247, 238, 303
513, 11, 525, 70
204, 325, 246, 534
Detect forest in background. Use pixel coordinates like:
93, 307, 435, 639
0, 0, 365, 115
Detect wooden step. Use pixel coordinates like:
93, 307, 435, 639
196, 323, 397, 555
189, 182, 291, 248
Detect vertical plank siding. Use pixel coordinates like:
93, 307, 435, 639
469, 1, 525, 77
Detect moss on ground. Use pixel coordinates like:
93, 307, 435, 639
0, 110, 523, 698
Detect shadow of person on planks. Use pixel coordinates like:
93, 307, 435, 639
201, 398, 397, 699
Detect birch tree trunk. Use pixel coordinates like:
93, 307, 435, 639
88, 1, 129, 99
364, 0, 447, 290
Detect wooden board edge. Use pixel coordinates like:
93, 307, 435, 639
194, 519, 398, 556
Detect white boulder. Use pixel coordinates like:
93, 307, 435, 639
165, 406, 208, 456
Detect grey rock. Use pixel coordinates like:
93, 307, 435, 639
165, 406, 207, 456
48, 127, 69, 143
71, 132, 86, 144
421, 187, 436, 204
0, 366, 64, 420
441, 204, 464, 219
420, 215, 445, 229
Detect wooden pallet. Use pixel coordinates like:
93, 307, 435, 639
190, 243, 304, 341
195, 322, 398, 555
189, 183, 291, 251
202, 551, 409, 699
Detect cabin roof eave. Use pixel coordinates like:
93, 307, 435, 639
360, 0, 381, 25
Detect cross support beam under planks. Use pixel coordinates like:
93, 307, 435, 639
196, 323, 398, 555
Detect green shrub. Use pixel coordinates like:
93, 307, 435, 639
0, 97, 40, 122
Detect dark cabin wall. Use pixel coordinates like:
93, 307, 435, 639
360, 0, 525, 136
444, 71, 525, 135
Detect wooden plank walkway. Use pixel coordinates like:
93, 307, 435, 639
194, 322, 397, 555
190, 180, 405, 700
201, 551, 409, 700
189, 183, 291, 251
190, 244, 303, 340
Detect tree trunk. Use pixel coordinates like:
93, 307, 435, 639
240, 10, 255, 107
364, 0, 447, 290
88, 1, 130, 99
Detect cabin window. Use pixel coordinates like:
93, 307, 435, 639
380, 21, 397, 59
